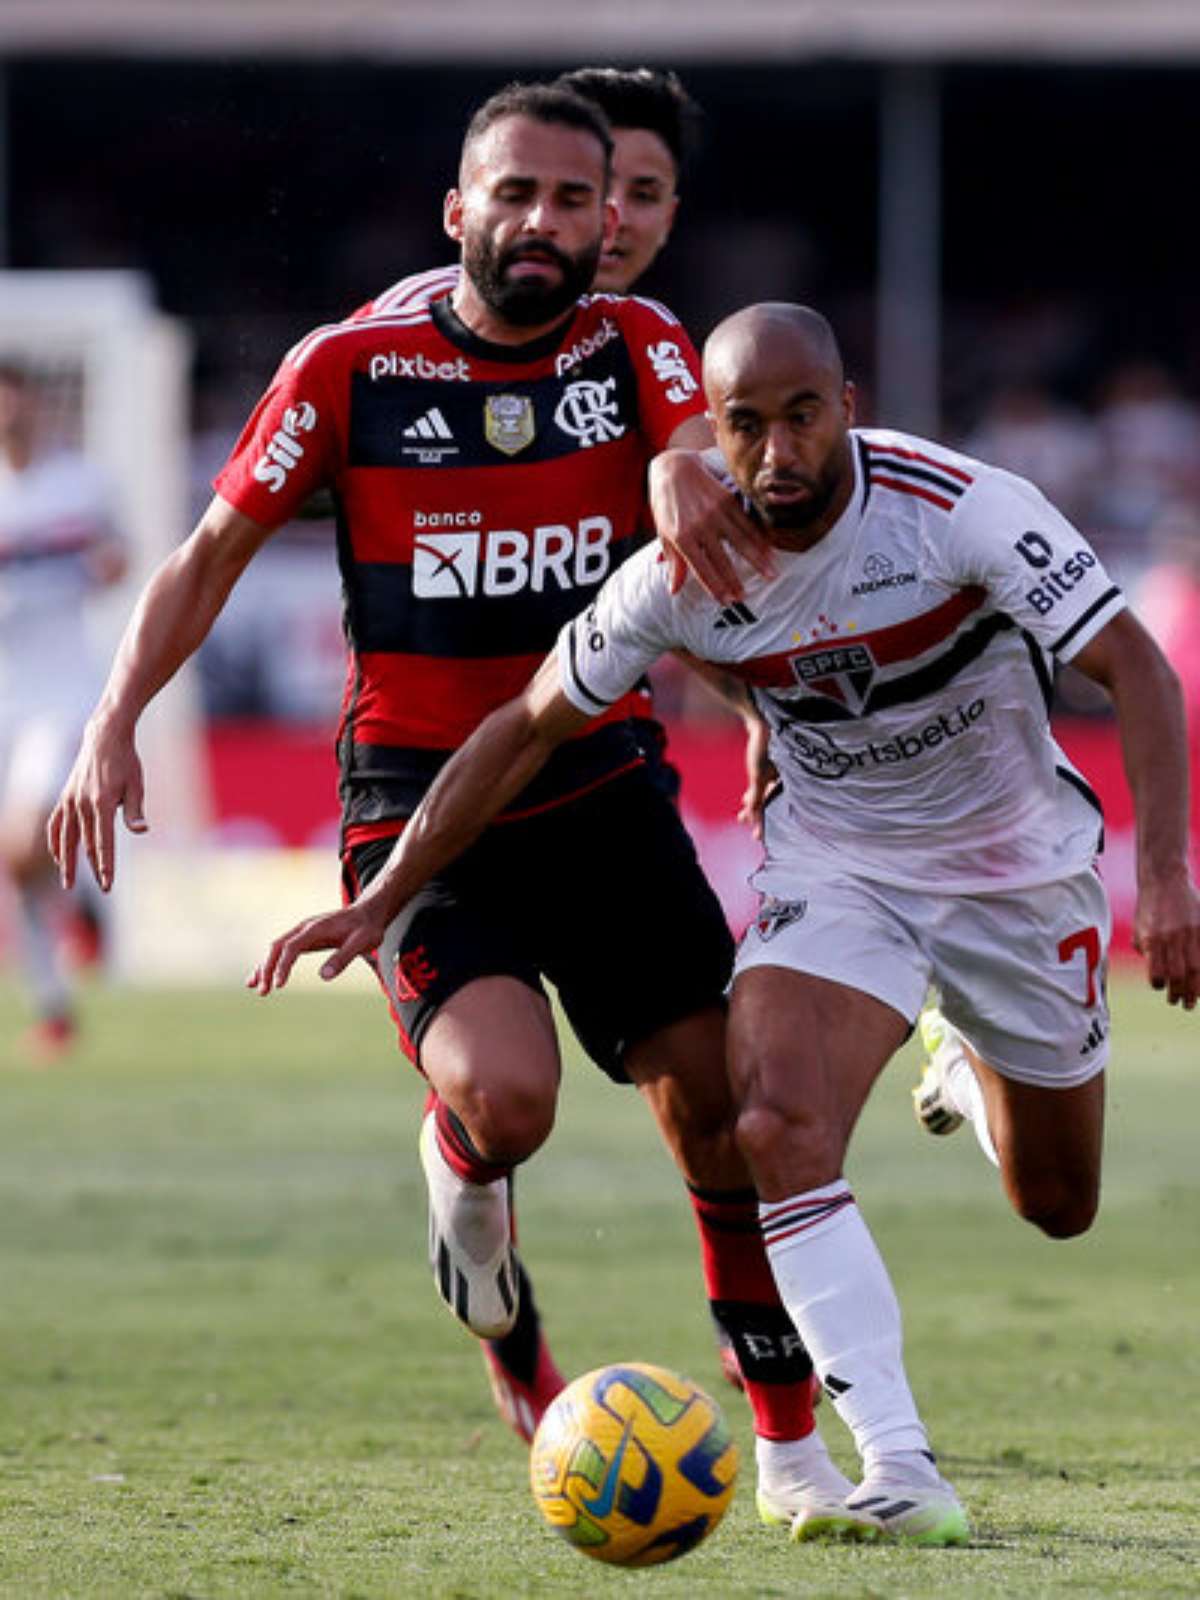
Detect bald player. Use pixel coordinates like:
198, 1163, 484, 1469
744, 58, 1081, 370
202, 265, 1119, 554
248, 302, 1199, 1544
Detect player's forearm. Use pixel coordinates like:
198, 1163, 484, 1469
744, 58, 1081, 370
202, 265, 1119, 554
91, 511, 265, 735
1108, 643, 1191, 885
359, 702, 561, 922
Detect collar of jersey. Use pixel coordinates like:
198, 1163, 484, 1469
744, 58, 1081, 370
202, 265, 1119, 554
430, 295, 580, 365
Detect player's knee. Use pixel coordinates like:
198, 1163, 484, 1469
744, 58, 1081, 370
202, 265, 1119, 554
455, 1079, 556, 1166
734, 1099, 833, 1188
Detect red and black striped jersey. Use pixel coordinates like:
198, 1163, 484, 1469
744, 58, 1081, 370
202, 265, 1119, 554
215, 288, 705, 841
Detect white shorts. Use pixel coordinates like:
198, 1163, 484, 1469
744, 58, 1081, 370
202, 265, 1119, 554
735, 862, 1112, 1088
0, 711, 83, 818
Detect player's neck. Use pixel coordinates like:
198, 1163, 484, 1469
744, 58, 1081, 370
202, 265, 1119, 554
449, 280, 573, 348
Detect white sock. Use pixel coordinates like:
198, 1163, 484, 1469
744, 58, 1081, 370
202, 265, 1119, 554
756, 1428, 851, 1498
940, 1035, 1000, 1168
761, 1182, 929, 1464
15, 880, 71, 1019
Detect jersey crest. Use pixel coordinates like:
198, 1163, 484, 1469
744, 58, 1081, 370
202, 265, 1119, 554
790, 641, 877, 713
484, 393, 535, 457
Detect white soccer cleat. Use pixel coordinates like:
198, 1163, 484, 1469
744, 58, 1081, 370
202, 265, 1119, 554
418, 1111, 519, 1339
912, 1006, 965, 1136
756, 1431, 864, 1539
844, 1457, 970, 1546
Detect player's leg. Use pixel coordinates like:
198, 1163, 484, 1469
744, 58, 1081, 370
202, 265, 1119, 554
348, 836, 566, 1437
917, 868, 1110, 1237
2, 721, 77, 1059
416, 974, 560, 1338
625, 1007, 852, 1530
541, 772, 840, 1528
728, 874, 969, 1545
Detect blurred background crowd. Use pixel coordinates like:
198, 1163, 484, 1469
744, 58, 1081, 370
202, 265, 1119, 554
6, 48, 1200, 728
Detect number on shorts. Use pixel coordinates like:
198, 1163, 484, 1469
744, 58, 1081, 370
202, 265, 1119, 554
1058, 925, 1101, 1006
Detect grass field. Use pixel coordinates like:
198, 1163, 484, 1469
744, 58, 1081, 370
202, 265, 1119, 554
1, 972, 1197, 1598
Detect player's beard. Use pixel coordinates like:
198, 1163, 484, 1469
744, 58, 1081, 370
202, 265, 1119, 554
755, 456, 847, 532
464, 232, 603, 327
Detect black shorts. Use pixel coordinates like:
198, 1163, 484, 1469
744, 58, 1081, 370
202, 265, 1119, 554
346, 767, 734, 1082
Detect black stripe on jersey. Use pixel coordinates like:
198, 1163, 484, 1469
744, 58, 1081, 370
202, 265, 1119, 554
1056, 763, 1104, 816
344, 559, 632, 659
1056, 763, 1106, 853
1049, 587, 1123, 656
564, 618, 615, 712
1021, 629, 1056, 714
347, 343, 640, 472
766, 611, 1016, 725
864, 451, 967, 500
856, 436, 874, 511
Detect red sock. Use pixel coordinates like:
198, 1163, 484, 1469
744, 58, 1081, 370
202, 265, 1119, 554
431, 1096, 512, 1186
689, 1184, 816, 1442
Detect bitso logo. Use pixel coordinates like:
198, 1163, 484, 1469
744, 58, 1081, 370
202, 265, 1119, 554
647, 340, 698, 403
252, 401, 318, 493
554, 378, 625, 448
412, 517, 613, 599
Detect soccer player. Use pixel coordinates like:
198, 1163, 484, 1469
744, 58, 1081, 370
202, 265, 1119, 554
357, 66, 753, 1417
49, 93, 842, 1531
245, 303, 1200, 1546
0, 362, 126, 1059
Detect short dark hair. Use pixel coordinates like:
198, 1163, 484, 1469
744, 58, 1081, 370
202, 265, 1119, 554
460, 81, 613, 181
554, 67, 700, 175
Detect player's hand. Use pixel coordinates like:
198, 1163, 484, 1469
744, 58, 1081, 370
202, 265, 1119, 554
736, 714, 779, 841
1132, 871, 1200, 1010
47, 717, 147, 892
247, 901, 390, 996
649, 450, 774, 603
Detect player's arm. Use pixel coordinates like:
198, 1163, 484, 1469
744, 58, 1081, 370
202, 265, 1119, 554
249, 658, 592, 994
1070, 609, 1200, 1008
48, 494, 276, 892
650, 413, 775, 604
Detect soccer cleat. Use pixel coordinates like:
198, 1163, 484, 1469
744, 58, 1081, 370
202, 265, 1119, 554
17, 1013, 76, 1065
912, 1007, 965, 1136
844, 1461, 970, 1546
480, 1326, 566, 1445
757, 1431, 858, 1536
418, 1111, 519, 1339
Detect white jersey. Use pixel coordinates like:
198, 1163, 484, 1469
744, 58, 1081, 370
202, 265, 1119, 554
0, 450, 120, 705
556, 428, 1126, 894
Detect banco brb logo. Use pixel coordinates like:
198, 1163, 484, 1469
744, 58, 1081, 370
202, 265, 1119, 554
413, 517, 613, 598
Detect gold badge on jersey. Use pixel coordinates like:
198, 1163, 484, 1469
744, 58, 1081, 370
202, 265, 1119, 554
484, 393, 535, 456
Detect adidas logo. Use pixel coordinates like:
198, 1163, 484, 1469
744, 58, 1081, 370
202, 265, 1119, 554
403, 406, 453, 440
1080, 1018, 1107, 1057
715, 600, 757, 629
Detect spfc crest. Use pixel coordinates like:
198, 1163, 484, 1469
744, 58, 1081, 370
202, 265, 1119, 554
484, 392, 535, 456
754, 896, 807, 942
791, 642, 876, 713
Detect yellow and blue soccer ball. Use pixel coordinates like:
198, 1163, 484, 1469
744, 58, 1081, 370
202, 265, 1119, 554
529, 1361, 739, 1567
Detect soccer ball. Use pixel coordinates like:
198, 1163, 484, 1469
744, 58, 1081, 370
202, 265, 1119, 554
529, 1361, 739, 1567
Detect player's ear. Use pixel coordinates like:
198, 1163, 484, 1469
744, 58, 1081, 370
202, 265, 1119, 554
444, 189, 465, 245
842, 381, 857, 425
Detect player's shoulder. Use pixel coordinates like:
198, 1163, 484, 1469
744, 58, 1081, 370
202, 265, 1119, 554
280, 298, 440, 377
584, 290, 687, 334
859, 425, 1051, 520
351, 263, 461, 322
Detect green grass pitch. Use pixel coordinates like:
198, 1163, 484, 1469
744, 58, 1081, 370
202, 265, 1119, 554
1, 972, 1197, 1597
